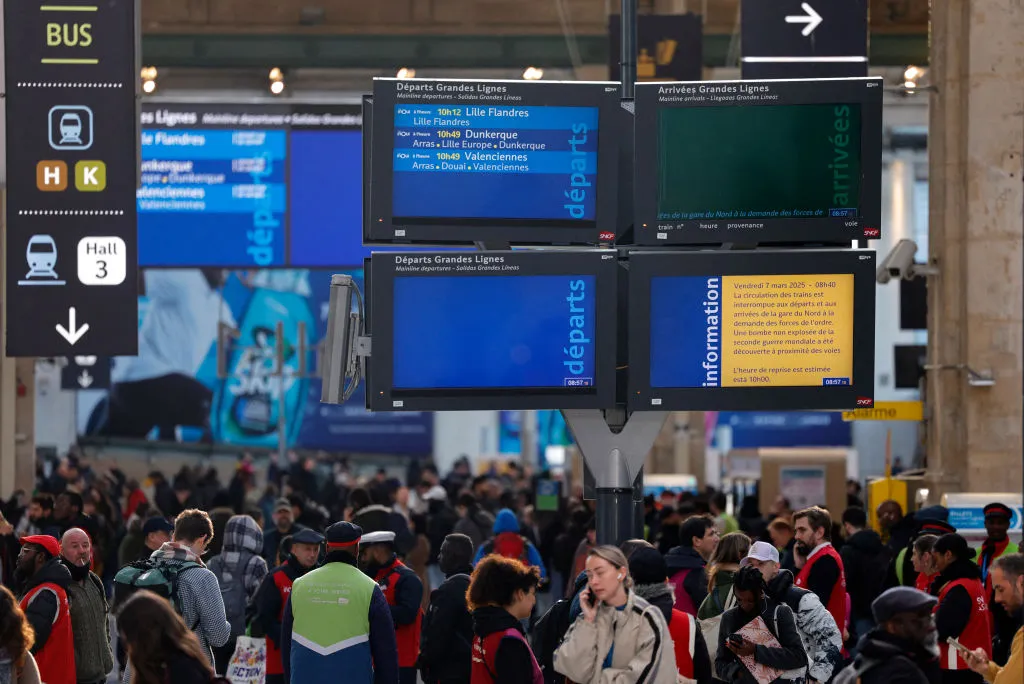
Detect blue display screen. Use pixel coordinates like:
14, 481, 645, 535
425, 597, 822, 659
649, 276, 711, 389
391, 105, 600, 221
391, 275, 596, 389
138, 126, 366, 267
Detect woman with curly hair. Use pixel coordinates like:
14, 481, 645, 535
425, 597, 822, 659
468, 555, 543, 684
117, 590, 226, 684
0, 585, 40, 684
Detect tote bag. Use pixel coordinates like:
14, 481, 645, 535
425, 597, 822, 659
699, 587, 737, 661
225, 636, 266, 684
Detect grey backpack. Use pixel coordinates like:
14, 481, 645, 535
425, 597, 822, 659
209, 552, 254, 637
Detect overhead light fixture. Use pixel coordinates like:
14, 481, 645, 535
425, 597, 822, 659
396, 67, 416, 79
903, 65, 926, 90
142, 79, 157, 94
269, 67, 285, 95
522, 66, 544, 81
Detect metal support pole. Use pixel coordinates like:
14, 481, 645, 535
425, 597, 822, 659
621, 0, 638, 99
563, 409, 668, 546
274, 321, 287, 467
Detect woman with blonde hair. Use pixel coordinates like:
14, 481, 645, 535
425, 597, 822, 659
554, 545, 677, 684
0, 585, 41, 684
698, 532, 752, 620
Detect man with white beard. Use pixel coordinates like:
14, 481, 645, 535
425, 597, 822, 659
60, 528, 114, 684
834, 587, 942, 684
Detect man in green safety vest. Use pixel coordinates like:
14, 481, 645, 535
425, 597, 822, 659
280, 521, 399, 684
978, 503, 1020, 664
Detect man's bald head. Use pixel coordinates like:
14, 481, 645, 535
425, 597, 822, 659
61, 527, 91, 566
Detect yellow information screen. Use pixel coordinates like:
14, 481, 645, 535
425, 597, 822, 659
649, 273, 855, 388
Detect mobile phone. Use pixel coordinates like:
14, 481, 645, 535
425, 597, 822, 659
585, 587, 598, 608
728, 634, 744, 647
946, 637, 973, 658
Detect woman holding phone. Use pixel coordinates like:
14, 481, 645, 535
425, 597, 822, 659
554, 545, 677, 684
714, 566, 807, 684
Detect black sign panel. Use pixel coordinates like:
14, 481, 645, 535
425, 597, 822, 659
4, 0, 139, 357
60, 355, 111, 390
741, 0, 868, 79
608, 14, 703, 83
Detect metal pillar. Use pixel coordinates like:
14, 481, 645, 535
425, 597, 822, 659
620, 0, 637, 99
563, 409, 669, 546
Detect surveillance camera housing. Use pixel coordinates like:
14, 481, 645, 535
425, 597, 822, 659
876, 239, 918, 284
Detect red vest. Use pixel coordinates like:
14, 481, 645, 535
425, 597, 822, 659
20, 583, 75, 684
375, 559, 423, 668
795, 544, 848, 635
936, 577, 992, 670
669, 609, 695, 679
915, 571, 936, 594
471, 627, 543, 684
266, 569, 295, 676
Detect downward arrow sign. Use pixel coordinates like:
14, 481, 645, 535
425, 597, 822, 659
55, 307, 90, 346
785, 2, 823, 36
78, 370, 93, 388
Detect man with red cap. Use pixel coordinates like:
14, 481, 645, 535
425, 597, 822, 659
16, 534, 75, 684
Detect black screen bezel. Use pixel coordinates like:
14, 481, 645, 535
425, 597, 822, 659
366, 78, 621, 246
634, 77, 883, 246
627, 249, 876, 411
367, 249, 618, 411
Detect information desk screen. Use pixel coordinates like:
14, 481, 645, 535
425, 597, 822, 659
367, 250, 617, 411
139, 102, 362, 267
628, 250, 875, 411
634, 78, 883, 246
367, 78, 620, 245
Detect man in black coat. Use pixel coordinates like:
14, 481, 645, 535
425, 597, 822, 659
836, 587, 942, 684
842, 506, 893, 643
418, 534, 475, 684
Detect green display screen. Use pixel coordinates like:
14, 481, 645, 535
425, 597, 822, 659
657, 104, 862, 221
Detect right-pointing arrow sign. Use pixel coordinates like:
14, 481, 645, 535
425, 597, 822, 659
785, 2, 823, 36
56, 307, 90, 346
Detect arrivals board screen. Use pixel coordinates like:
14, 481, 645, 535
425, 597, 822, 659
366, 250, 617, 411
628, 249, 875, 411
634, 78, 883, 246
366, 79, 621, 245
138, 102, 363, 267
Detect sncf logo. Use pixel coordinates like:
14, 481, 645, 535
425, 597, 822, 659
598, 231, 615, 241
863, 228, 880, 238
856, 397, 874, 407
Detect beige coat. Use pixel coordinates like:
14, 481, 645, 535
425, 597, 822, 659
554, 590, 679, 684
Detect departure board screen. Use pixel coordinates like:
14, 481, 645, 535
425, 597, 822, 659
633, 78, 883, 246
366, 249, 618, 411
367, 78, 621, 245
391, 104, 599, 221
628, 250, 876, 411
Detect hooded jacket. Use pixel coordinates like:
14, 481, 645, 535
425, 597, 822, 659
634, 581, 713, 683
473, 509, 547, 579
766, 569, 844, 683
841, 529, 891, 623
837, 629, 941, 684
554, 589, 678, 684
472, 605, 539, 684
665, 545, 708, 615
209, 515, 269, 605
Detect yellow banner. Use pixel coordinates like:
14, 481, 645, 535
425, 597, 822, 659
841, 401, 923, 422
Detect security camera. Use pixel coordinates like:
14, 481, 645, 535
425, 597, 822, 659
876, 239, 918, 284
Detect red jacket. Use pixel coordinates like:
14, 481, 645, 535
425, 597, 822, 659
936, 577, 992, 670
796, 544, 848, 635
375, 558, 423, 668
20, 581, 75, 684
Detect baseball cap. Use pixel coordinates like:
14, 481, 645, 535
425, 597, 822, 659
274, 498, 292, 514
740, 540, 780, 567
142, 517, 174, 536
21, 534, 60, 558
872, 586, 937, 623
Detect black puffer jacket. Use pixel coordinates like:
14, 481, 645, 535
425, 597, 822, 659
837, 629, 941, 684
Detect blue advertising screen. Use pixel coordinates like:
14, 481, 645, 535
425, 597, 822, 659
391, 274, 596, 389
138, 104, 366, 268
391, 105, 600, 221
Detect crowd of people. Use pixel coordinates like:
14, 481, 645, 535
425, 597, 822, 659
0, 451, 1019, 684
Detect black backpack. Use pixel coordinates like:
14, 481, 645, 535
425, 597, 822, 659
530, 598, 574, 684
113, 558, 202, 622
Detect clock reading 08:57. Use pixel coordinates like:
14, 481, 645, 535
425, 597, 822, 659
391, 104, 600, 222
